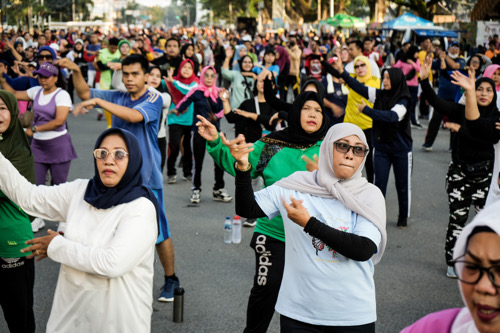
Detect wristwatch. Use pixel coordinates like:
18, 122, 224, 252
31, 125, 37, 133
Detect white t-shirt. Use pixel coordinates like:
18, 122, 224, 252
27, 86, 72, 140
255, 185, 381, 326
345, 59, 381, 79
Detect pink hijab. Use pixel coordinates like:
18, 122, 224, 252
483, 64, 500, 91
196, 66, 219, 103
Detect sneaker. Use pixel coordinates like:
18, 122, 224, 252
411, 123, 423, 129
158, 276, 180, 302
190, 189, 201, 204
422, 143, 433, 152
97, 112, 103, 121
182, 175, 192, 182
397, 217, 407, 229
243, 218, 257, 227
167, 175, 176, 184
213, 189, 232, 202
31, 217, 45, 233
446, 265, 457, 278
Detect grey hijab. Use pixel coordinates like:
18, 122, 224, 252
275, 123, 387, 264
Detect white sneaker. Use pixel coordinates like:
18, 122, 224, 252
57, 222, 67, 234
190, 189, 201, 204
213, 189, 232, 202
31, 218, 45, 233
446, 266, 457, 278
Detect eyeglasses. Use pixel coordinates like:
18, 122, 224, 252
453, 259, 500, 288
334, 141, 368, 157
38, 54, 53, 60
93, 148, 129, 161
204, 73, 216, 78
354, 63, 366, 70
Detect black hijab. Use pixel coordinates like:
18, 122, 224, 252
0, 90, 35, 184
264, 91, 328, 146
238, 55, 254, 73
375, 68, 411, 111
301, 77, 325, 99
476, 77, 498, 115
84, 128, 159, 220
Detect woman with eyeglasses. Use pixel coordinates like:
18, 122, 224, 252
402, 200, 500, 333
329, 58, 412, 228
196, 91, 329, 332
174, 66, 231, 204
221, 47, 256, 111
0, 128, 159, 332
324, 55, 380, 184
418, 60, 497, 279
230, 122, 386, 332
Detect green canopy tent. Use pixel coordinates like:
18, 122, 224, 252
321, 13, 366, 29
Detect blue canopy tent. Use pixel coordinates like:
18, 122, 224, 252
413, 29, 459, 38
382, 13, 434, 30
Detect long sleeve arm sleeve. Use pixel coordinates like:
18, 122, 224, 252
235, 165, 266, 218
263, 77, 290, 113
466, 117, 500, 144
419, 78, 463, 117
362, 99, 408, 123
303, 217, 377, 261
340, 71, 377, 103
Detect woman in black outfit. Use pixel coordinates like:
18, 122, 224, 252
419, 60, 498, 278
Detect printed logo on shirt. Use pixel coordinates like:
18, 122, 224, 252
255, 234, 272, 286
310, 215, 350, 260
147, 91, 160, 104
7, 240, 17, 246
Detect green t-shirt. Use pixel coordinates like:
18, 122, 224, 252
207, 135, 321, 242
0, 190, 33, 257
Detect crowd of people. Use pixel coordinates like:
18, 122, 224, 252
0, 23, 500, 332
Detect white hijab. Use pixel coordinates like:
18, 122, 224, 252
275, 123, 387, 264
451, 200, 500, 333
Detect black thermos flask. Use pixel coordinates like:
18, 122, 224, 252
173, 287, 184, 323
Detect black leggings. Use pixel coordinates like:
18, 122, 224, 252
280, 315, 375, 333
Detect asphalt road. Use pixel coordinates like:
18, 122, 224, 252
1, 111, 465, 333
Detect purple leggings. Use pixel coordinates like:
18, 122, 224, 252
34, 161, 71, 185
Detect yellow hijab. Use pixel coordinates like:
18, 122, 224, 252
352, 56, 372, 83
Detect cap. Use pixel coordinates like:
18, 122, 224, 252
449, 41, 460, 48
28, 61, 37, 67
432, 39, 441, 46
33, 62, 59, 77
312, 35, 320, 42
242, 35, 252, 42
49, 43, 60, 52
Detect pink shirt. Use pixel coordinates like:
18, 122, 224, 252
393, 59, 421, 87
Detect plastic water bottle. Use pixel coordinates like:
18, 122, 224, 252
224, 217, 232, 243
232, 215, 242, 244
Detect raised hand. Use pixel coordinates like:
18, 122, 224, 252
55, 58, 80, 72
450, 70, 475, 91
219, 88, 229, 102
220, 132, 254, 169
73, 99, 97, 117
419, 56, 432, 81
195, 115, 219, 141
301, 154, 319, 171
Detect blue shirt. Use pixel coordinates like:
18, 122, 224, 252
90, 89, 163, 189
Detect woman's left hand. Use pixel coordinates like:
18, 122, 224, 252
282, 196, 310, 228
21, 229, 60, 261
450, 70, 475, 91
73, 99, 97, 117
444, 122, 461, 133
218, 88, 229, 102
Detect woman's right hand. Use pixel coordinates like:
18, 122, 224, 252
419, 56, 432, 81
450, 68, 475, 91
220, 132, 254, 170
196, 115, 219, 141
225, 47, 234, 58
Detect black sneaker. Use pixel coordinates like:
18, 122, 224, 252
213, 189, 232, 202
243, 218, 256, 227
397, 217, 407, 228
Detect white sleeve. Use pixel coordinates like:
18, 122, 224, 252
111, 70, 127, 92
47, 198, 158, 278
55, 89, 73, 107
368, 87, 377, 104
370, 60, 381, 78
254, 185, 283, 220
391, 104, 407, 121
27, 86, 41, 100
0, 152, 75, 222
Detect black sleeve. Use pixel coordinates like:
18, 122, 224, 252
224, 111, 238, 124
263, 77, 291, 112
340, 71, 370, 100
419, 78, 463, 117
278, 111, 289, 121
235, 165, 267, 218
304, 217, 377, 261
321, 59, 341, 78
95, 61, 110, 71
404, 68, 416, 81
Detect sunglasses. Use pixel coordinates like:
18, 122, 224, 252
334, 141, 368, 157
354, 63, 366, 70
204, 73, 216, 78
93, 148, 129, 161
38, 55, 53, 60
